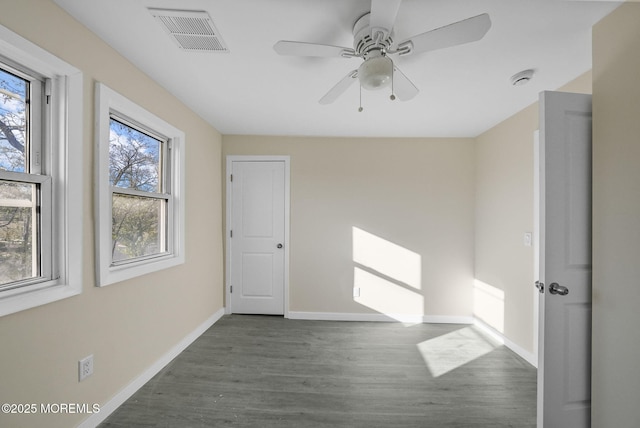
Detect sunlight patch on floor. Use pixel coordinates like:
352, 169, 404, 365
417, 326, 500, 378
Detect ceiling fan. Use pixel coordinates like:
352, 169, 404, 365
274, 0, 491, 107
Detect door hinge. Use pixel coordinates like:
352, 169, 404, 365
230, 285, 233, 293
230, 230, 233, 238
230, 174, 233, 182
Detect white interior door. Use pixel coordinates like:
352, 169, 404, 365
537, 91, 592, 427
228, 158, 288, 315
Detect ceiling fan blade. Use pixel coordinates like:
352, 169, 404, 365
319, 70, 358, 104
392, 66, 419, 101
397, 13, 491, 56
370, 0, 402, 39
274, 40, 356, 58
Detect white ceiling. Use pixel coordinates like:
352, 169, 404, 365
53, 0, 620, 138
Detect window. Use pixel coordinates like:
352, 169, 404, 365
0, 24, 83, 317
0, 66, 45, 287
95, 83, 184, 286
110, 117, 169, 263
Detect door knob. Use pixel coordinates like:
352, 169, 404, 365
277, 243, 283, 249
548, 282, 569, 296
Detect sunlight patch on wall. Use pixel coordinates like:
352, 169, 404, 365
417, 327, 499, 377
473, 279, 505, 333
351, 227, 424, 321
352, 227, 421, 290
353, 267, 424, 320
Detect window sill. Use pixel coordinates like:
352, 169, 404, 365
97, 253, 185, 287
0, 281, 81, 317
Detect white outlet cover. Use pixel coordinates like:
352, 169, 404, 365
524, 232, 532, 247
78, 354, 94, 381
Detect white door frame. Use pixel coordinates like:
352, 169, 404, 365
225, 155, 290, 317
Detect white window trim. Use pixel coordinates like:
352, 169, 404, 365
95, 83, 185, 287
0, 24, 83, 317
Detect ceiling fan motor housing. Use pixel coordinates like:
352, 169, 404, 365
353, 13, 394, 59
353, 12, 395, 91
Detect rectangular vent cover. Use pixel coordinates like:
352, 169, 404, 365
149, 8, 229, 53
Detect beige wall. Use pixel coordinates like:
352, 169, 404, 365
474, 71, 592, 354
223, 136, 476, 319
474, 102, 537, 351
0, 1, 224, 427
592, 3, 640, 426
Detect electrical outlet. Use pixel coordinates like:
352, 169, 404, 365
78, 355, 93, 382
353, 287, 360, 298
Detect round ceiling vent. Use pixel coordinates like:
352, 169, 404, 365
511, 69, 535, 86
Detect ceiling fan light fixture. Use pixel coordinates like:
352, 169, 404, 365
358, 55, 393, 90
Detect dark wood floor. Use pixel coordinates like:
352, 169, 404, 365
99, 315, 536, 428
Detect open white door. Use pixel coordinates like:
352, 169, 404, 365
227, 157, 289, 315
537, 91, 592, 427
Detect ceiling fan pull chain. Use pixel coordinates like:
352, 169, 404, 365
358, 83, 364, 112
390, 64, 396, 101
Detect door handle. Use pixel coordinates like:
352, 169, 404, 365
277, 243, 283, 249
548, 282, 569, 296
535, 281, 544, 294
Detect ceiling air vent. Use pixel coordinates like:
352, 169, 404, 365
149, 8, 229, 53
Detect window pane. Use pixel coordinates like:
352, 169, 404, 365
0, 68, 28, 173
0, 180, 37, 286
112, 193, 165, 262
109, 118, 162, 192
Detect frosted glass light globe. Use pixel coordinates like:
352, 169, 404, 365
358, 56, 393, 90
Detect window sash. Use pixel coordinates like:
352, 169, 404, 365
110, 187, 172, 266
108, 114, 167, 193
0, 170, 52, 294
111, 186, 169, 200
0, 60, 46, 176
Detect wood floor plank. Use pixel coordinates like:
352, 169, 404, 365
99, 315, 536, 427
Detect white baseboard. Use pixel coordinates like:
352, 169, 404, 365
287, 311, 474, 325
77, 307, 226, 428
473, 317, 537, 368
